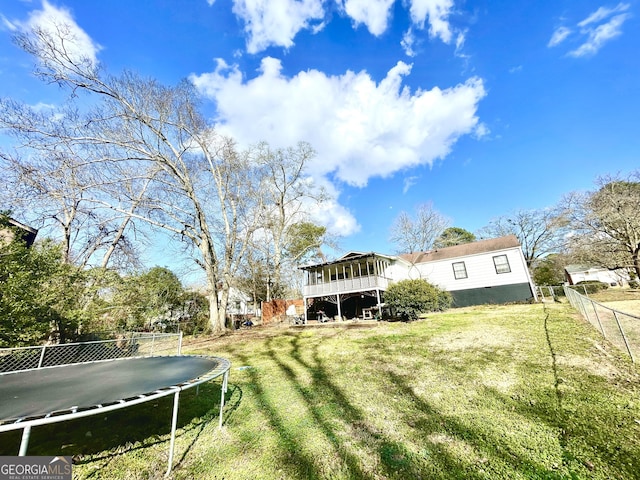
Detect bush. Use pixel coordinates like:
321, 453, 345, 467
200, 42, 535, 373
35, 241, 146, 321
384, 279, 452, 321
574, 280, 609, 294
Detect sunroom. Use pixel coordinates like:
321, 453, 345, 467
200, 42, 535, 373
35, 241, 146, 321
300, 252, 397, 322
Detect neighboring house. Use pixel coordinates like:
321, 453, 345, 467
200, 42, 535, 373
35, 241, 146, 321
299, 235, 536, 320
0, 217, 38, 247
222, 286, 256, 316
564, 264, 630, 286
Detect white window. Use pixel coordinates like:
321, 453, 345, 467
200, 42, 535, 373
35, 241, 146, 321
493, 255, 511, 274
452, 261, 468, 279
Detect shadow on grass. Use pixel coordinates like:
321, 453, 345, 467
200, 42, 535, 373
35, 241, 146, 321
225, 339, 324, 479
226, 329, 518, 479
383, 368, 565, 478
187, 305, 640, 479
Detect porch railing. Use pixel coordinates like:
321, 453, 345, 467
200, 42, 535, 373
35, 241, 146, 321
303, 275, 389, 297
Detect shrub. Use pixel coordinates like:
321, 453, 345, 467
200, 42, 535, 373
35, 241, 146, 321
574, 280, 609, 294
384, 279, 452, 321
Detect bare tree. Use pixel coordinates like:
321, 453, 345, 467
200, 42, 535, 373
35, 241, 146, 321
565, 172, 640, 279
3, 21, 328, 333
1, 24, 247, 332
389, 202, 450, 254
0, 135, 144, 269
249, 142, 327, 300
478, 208, 569, 268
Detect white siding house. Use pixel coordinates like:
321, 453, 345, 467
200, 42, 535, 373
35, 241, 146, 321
400, 235, 536, 307
300, 235, 537, 319
564, 265, 630, 286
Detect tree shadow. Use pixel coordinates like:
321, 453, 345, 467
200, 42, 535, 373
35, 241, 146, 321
239, 330, 510, 479
382, 368, 564, 478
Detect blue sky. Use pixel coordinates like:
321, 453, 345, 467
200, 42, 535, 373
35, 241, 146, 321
1, 0, 639, 267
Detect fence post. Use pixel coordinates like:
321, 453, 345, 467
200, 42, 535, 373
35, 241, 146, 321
577, 295, 590, 323
37, 346, 46, 369
613, 311, 635, 363
591, 302, 606, 338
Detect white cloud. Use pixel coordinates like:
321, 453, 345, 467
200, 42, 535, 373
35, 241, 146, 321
231, 0, 325, 53
577, 2, 630, 27
407, 0, 455, 43
401, 28, 416, 56
548, 26, 571, 47
337, 0, 395, 36
551, 4, 632, 57
191, 58, 485, 233
1, 14, 18, 32
403, 175, 419, 194
570, 12, 630, 57
19, 0, 101, 68
313, 192, 360, 236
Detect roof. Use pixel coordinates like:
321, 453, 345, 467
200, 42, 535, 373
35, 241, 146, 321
399, 235, 521, 264
564, 264, 613, 274
564, 264, 591, 274
299, 251, 395, 270
0, 217, 38, 247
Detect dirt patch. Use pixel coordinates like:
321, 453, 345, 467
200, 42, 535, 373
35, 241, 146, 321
601, 300, 640, 318
556, 352, 624, 380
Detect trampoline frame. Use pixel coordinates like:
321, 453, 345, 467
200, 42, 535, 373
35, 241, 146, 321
0, 340, 231, 477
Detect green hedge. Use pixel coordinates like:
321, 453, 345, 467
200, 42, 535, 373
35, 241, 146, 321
384, 279, 452, 321
574, 280, 610, 294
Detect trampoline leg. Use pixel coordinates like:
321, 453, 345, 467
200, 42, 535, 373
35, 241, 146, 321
166, 390, 181, 477
19, 426, 31, 456
218, 371, 229, 429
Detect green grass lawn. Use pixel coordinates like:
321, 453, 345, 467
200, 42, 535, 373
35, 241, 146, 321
2, 302, 640, 479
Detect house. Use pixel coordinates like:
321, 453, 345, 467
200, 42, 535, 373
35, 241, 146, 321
299, 235, 536, 321
564, 264, 629, 286
0, 217, 38, 247
399, 235, 536, 307
221, 286, 257, 317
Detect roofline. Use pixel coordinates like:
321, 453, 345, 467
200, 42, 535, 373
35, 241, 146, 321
6, 217, 38, 235
299, 252, 396, 270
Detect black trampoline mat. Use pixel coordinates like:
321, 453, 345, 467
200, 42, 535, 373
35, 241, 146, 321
0, 356, 221, 422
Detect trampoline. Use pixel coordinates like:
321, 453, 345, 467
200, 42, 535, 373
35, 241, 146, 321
0, 354, 231, 476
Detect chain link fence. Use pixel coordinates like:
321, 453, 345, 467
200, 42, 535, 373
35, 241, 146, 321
0, 332, 182, 373
564, 286, 640, 363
